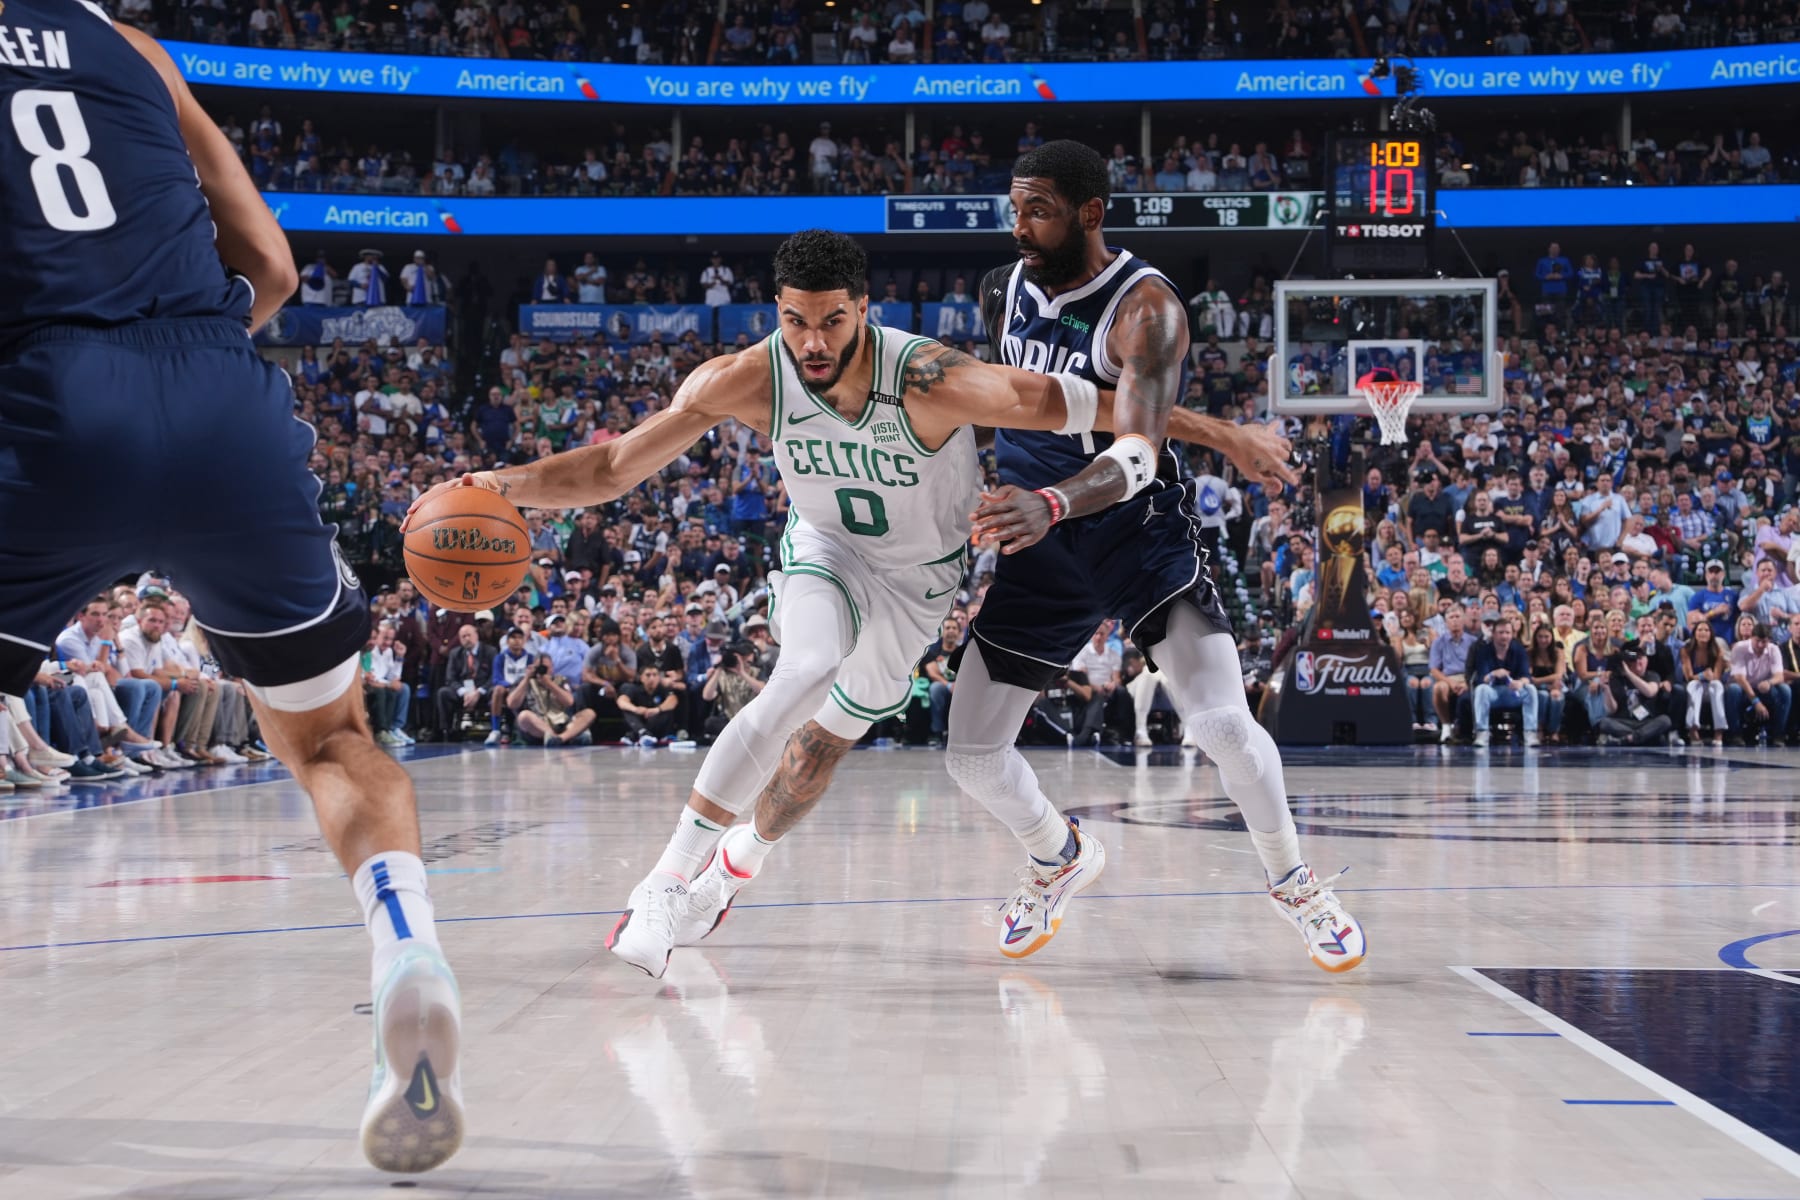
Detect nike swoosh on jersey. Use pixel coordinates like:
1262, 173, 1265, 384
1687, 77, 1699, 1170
925, 584, 958, 599
787, 409, 822, 424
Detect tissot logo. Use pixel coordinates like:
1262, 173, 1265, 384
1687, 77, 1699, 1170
1336, 223, 1425, 239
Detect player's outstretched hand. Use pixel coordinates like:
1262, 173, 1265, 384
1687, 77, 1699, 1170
400, 472, 503, 533
1224, 422, 1300, 489
972, 486, 1054, 555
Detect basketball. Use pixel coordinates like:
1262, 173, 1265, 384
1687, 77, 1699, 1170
403, 484, 531, 612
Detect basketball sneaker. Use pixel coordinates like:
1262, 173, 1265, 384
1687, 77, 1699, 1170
607, 871, 697, 979
996, 819, 1106, 959
677, 825, 760, 946
360, 944, 464, 1174
1267, 864, 1366, 973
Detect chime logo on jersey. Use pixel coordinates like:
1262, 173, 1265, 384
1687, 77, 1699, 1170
998, 334, 1089, 376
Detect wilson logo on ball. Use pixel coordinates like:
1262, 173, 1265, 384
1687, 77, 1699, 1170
433, 527, 520, 555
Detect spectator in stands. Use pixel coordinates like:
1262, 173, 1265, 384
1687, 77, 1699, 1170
700, 251, 735, 306
348, 248, 389, 305
56, 596, 159, 758
887, 22, 916, 61
534, 257, 569, 303
436, 624, 495, 740
364, 621, 411, 746
575, 252, 608, 303
400, 250, 442, 306
618, 663, 680, 745
511, 652, 597, 745
299, 250, 336, 305
1683, 618, 1729, 745
1429, 604, 1479, 742
1728, 621, 1791, 743
1469, 612, 1539, 746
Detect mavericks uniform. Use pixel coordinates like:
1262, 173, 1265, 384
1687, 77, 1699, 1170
764, 326, 980, 725
0, 0, 366, 695
973, 250, 1230, 688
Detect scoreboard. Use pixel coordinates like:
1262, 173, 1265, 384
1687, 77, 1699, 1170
1104, 192, 1321, 231
1323, 133, 1434, 274
884, 192, 1322, 234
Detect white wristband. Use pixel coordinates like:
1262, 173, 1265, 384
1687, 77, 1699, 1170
1099, 434, 1158, 499
1051, 373, 1100, 437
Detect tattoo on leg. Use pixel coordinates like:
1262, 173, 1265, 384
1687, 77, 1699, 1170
754, 721, 856, 841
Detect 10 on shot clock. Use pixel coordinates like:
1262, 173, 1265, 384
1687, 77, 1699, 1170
1324, 132, 1434, 275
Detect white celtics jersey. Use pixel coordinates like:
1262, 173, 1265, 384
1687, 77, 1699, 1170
766, 325, 981, 569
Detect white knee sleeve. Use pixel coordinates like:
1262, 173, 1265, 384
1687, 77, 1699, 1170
243, 654, 360, 714
944, 746, 1008, 802
1188, 705, 1265, 783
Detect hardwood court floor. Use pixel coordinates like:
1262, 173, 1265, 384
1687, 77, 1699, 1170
1, 742, 1798, 1199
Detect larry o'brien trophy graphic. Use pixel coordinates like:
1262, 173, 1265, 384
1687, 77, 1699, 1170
1262, 488, 1413, 745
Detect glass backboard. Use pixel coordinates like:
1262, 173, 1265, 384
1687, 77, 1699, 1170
1269, 278, 1503, 416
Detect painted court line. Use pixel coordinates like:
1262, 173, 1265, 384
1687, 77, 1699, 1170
1564, 1099, 1678, 1106
1452, 965, 1800, 1182
1720, 929, 1800, 970
10, 881, 1800, 955
1467, 1031, 1560, 1037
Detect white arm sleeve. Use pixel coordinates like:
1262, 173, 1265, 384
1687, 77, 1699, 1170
1050, 373, 1100, 436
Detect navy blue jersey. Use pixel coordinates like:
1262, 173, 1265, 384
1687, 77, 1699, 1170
980, 250, 1186, 492
0, 0, 239, 345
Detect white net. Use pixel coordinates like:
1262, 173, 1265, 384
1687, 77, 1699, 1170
1361, 380, 1424, 446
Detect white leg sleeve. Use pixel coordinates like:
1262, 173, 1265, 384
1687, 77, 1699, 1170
1152, 604, 1299, 854
693, 573, 855, 816
944, 642, 1069, 860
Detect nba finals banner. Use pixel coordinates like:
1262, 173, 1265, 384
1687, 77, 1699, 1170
1261, 481, 1413, 745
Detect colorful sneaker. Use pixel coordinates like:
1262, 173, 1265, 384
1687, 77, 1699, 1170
678, 825, 758, 946
996, 819, 1106, 959
607, 871, 691, 979
1268, 864, 1367, 974
360, 945, 464, 1174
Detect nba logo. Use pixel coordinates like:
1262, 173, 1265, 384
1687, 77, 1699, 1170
1295, 651, 1316, 693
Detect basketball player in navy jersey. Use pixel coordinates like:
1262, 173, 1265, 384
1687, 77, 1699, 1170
953, 141, 1367, 972
0, 6, 462, 1171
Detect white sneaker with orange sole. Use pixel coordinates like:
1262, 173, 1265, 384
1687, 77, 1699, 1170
996, 819, 1106, 959
1267, 864, 1366, 973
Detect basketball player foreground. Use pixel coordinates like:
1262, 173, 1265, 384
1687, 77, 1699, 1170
965, 140, 1366, 972
0, 11, 461, 1172
407, 230, 1295, 978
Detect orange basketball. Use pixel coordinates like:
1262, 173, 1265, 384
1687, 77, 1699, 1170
403, 484, 532, 612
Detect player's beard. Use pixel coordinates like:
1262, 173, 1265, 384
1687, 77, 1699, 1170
1017, 221, 1088, 289
784, 324, 861, 395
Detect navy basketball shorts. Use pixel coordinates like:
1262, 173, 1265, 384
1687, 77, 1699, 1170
0, 318, 368, 697
969, 480, 1232, 691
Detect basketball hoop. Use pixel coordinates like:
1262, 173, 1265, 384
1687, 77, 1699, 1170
1360, 378, 1424, 446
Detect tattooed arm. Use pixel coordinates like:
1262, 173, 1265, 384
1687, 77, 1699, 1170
404, 349, 771, 525
903, 342, 1095, 451
971, 278, 1189, 553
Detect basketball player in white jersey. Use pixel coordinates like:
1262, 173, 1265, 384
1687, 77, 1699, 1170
408, 230, 1293, 977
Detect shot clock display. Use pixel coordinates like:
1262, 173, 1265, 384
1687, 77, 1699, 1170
1323, 133, 1434, 275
